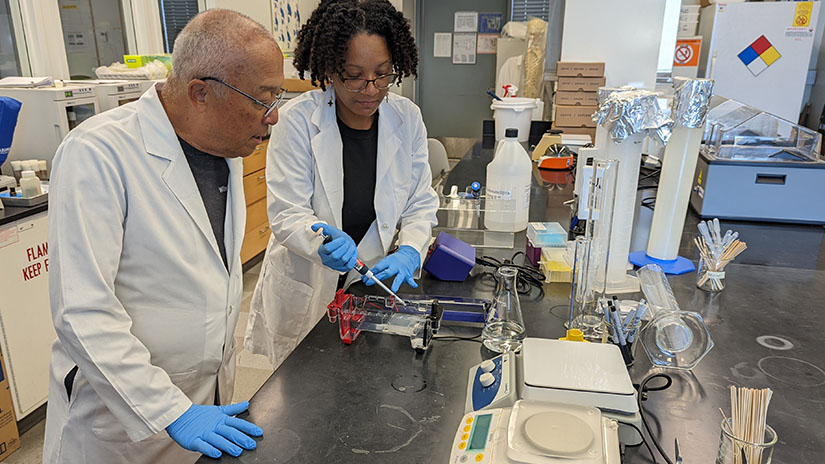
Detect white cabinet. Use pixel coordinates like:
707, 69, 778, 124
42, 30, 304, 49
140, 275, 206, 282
0, 211, 56, 419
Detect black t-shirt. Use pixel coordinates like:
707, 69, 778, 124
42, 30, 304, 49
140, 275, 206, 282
337, 113, 378, 245
178, 136, 230, 270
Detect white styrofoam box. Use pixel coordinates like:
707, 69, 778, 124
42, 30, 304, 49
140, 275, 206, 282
677, 21, 698, 37
680, 5, 700, 14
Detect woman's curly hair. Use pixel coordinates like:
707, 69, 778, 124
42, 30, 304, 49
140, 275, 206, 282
293, 0, 418, 90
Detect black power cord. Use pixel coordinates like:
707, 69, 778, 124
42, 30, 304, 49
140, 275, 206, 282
636, 373, 677, 464
432, 334, 482, 342
475, 252, 546, 295
617, 421, 658, 464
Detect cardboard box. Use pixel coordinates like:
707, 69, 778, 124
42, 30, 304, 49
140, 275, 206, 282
557, 76, 606, 92
0, 351, 20, 462
554, 105, 598, 128
551, 124, 596, 142
555, 90, 599, 107
557, 62, 605, 78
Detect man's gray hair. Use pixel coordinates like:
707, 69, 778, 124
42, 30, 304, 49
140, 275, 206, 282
166, 9, 277, 96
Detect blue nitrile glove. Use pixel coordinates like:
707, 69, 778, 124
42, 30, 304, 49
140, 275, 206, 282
311, 222, 358, 272
364, 245, 421, 292
166, 402, 263, 459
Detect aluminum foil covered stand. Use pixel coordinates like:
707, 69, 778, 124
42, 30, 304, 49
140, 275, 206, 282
593, 88, 671, 293
629, 78, 714, 274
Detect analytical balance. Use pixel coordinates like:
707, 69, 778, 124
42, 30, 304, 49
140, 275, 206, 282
449, 400, 621, 463
462, 337, 643, 457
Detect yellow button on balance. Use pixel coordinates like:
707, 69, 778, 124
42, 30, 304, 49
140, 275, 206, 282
463, 425, 471, 432
466, 417, 474, 424
461, 433, 469, 440
459, 442, 467, 450
475, 453, 484, 462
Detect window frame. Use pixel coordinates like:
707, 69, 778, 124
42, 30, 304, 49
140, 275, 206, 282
510, 0, 551, 22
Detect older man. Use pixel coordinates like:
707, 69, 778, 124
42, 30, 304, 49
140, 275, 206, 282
43, 9, 284, 463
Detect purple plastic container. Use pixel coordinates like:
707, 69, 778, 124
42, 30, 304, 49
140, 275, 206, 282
423, 232, 476, 281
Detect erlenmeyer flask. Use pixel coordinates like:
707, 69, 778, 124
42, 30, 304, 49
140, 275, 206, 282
482, 266, 526, 353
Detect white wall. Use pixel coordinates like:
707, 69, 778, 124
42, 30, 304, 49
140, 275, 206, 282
297, 0, 319, 25
561, 0, 666, 90
205, 0, 273, 30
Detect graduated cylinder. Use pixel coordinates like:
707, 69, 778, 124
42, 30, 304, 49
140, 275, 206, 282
646, 125, 703, 260
643, 78, 714, 269
602, 132, 645, 288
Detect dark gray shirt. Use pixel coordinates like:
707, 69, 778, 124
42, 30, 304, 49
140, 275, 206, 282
337, 113, 378, 245
178, 136, 230, 270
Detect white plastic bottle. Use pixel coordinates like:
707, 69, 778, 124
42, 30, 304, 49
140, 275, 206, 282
20, 170, 42, 197
484, 128, 532, 232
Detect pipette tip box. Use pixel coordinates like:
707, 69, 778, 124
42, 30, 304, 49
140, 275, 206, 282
527, 222, 566, 248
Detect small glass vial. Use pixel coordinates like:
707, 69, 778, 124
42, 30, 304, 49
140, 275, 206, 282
482, 266, 527, 353
697, 257, 725, 292
20, 170, 42, 197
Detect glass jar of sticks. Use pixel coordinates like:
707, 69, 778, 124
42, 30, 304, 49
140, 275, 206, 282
717, 386, 776, 464
695, 219, 747, 292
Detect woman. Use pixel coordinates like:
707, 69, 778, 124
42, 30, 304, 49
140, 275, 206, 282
245, 0, 439, 369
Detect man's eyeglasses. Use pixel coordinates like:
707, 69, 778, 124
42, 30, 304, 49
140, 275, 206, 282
337, 72, 398, 92
200, 77, 287, 119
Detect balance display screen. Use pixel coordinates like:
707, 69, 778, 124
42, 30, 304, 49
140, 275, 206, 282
468, 414, 492, 451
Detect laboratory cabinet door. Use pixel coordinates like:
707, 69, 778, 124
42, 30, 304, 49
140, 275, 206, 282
417, 0, 509, 138
0, 212, 56, 419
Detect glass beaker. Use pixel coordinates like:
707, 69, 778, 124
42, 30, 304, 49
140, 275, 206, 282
697, 256, 726, 292
482, 266, 526, 353
716, 418, 777, 464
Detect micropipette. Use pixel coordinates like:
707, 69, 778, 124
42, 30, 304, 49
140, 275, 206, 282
316, 228, 407, 306
352, 259, 407, 307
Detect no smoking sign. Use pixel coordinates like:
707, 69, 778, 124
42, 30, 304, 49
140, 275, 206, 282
674, 45, 693, 64
673, 38, 701, 67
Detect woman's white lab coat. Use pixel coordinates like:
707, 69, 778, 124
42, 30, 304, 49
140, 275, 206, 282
245, 87, 438, 369
43, 84, 245, 463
